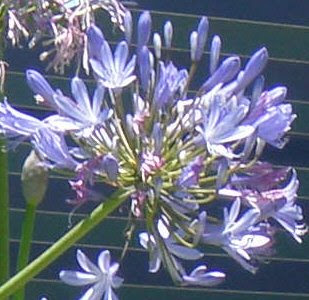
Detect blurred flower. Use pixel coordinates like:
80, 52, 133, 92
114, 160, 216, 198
182, 265, 225, 287
60, 249, 123, 300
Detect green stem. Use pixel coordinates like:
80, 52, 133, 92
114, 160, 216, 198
0, 188, 131, 299
0, 145, 9, 289
14, 203, 37, 300
0, 7, 9, 295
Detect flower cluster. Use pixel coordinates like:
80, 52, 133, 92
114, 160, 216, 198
0, 10, 307, 300
3, 0, 129, 73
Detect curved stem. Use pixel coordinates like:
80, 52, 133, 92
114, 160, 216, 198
0, 188, 131, 299
14, 203, 37, 300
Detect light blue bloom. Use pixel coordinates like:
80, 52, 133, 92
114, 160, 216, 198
153, 62, 188, 109
139, 218, 203, 273
60, 249, 123, 300
201, 199, 273, 273
89, 38, 136, 89
197, 96, 255, 158
49, 77, 111, 134
243, 86, 296, 148
0, 99, 46, 147
182, 265, 225, 287
32, 128, 78, 170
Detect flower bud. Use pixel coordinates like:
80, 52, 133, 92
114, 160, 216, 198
124, 10, 133, 44
153, 33, 162, 59
209, 35, 221, 75
164, 21, 173, 49
102, 154, 119, 181
138, 11, 152, 49
190, 31, 198, 61
195, 16, 209, 62
21, 150, 48, 206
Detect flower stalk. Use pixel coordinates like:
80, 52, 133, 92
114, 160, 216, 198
14, 202, 37, 300
0, 188, 131, 299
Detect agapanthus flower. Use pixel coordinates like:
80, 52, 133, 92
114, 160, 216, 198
139, 219, 203, 274
219, 169, 306, 243
89, 38, 136, 89
27, 69, 112, 136
196, 96, 255, 158
242, 86, 296, 148
60, 249, 123, 300
0, 10, 305, 295
201, 199, 274, 273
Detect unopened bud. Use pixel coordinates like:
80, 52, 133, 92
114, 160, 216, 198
153, 33, 162, 59
190, 31, 198, 61
164, 21, 173, 49
21, 150, 48, 206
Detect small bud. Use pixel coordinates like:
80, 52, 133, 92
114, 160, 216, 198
153, 33, 162, 59
195, 17, 209, 61
137, 11, 152, 49
138, 46, 151, 92
209, 35, 221, 75
21, 150, 48, 206
124, 10, 133, 44
102, 154, 119, 181
164, 21, 173, 49
190, 31, 198, 61
234, 47, 268, 94
86, 25, 105, 60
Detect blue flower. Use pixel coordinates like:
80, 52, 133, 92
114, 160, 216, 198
243, 87, 296, 148
89, 35, 136, 89
60, 249, 123, 300
0, 99, 46, 147
197, 97, 255, 158
182, 265, 225, 287
153, 62, 188, 109
32, 128, 78, 170
201, 199, 273, 273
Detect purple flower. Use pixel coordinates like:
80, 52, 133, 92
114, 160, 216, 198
201, 199, 273, 273
0, 99, 45, 147
177, 156, 204, 188
182, 265, 225, 287
60, 249, 123, 300
154, 62, 188, 109
32, 128, 78, 170
137, 11, 152, 49
89, 39, 136, 89
219, 170, 306, 243
200, 56, 241, 92
197, 97, 255, 158
243, 87, 296, 148
209, 35, 221, 75
87, 24, 105, 61
139, 218, 203, 274
228, 162, 291, 192
26, 69, 57, 109
48, 77, 111, 134
192, 16, 209, 62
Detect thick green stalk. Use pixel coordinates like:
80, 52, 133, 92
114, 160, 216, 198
14, 203, 37, 300
0, 188, 130, 299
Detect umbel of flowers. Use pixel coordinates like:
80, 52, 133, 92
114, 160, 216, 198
0, 9, 307, 300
